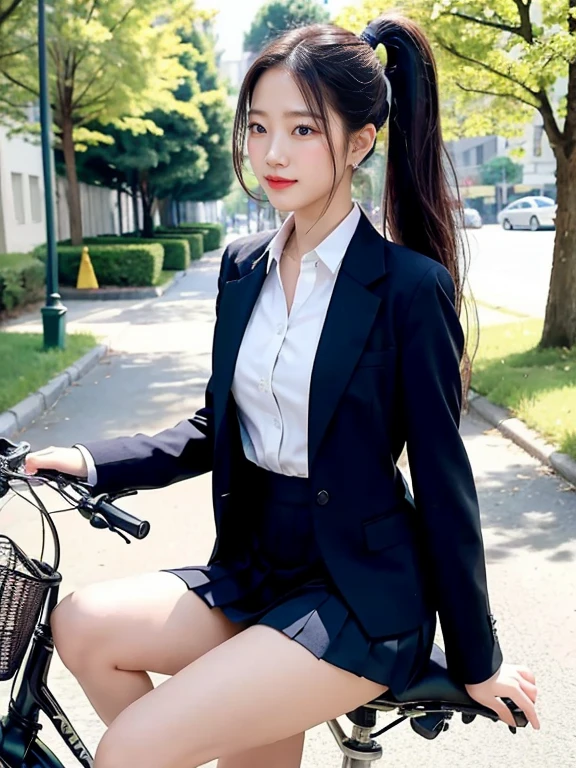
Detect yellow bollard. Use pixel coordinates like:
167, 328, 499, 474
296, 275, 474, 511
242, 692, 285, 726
76, 245, 99, 289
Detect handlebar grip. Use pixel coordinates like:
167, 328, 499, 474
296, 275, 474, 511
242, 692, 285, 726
95, 499, 150, 540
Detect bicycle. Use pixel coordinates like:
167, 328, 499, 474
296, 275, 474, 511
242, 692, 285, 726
0, 438, 527, 768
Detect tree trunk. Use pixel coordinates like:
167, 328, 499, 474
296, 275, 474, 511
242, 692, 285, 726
540, 150, 576, 348
130, 173, 140, 235
61, 118, 83, 246
139, 178, 155, 238
117, 187, 123, 235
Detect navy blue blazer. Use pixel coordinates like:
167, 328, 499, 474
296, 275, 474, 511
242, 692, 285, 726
84, 209, 503, 685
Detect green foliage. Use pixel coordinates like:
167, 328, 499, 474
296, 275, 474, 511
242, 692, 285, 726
480, 156, 523, 185
160, 222, 222, 250
0, 253, 44, 312
82, 237, 190, 270
173, 26, 234, 203
153, 231, 205, 259
74, 20, 233, 235
0, 0, 206, 142
34, 244, 164, 287
244, 0, 330, 53
334, 0, 570, 142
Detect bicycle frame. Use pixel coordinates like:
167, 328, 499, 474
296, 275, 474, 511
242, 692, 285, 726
0, 580, 94, 768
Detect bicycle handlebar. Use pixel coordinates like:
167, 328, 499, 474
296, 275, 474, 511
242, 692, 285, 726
91, 498, 150, 540
0, 439, 150, 543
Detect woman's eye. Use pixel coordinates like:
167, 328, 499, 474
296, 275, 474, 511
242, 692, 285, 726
295, 125, 315, 137
248, 122, 266, 134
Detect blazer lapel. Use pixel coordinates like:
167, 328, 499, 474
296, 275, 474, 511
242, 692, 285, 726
308, 211, 388, 469
212, 244, 271, 441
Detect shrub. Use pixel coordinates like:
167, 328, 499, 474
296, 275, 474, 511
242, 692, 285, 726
157, 222, 223, 251
154, 231, 203, 260
82, 237, 190, 270
34, 244, 163, 287
0, 254, 45, 312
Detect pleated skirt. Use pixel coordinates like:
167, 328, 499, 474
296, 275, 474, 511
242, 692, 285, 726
164, 465, 436, 696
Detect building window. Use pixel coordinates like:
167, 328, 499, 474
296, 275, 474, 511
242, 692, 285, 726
29, 175, 42, 223
11, 173, 25, 225
463, 149, 472, 166
476, 144, 484, 165
533, 125, 543, 157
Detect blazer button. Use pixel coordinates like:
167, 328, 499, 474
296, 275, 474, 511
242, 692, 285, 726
316, 490, 330, 506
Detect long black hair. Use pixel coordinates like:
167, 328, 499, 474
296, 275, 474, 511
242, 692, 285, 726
233, 11, 474, 395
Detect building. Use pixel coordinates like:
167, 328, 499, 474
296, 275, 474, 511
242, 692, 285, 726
0, 126, 47, 254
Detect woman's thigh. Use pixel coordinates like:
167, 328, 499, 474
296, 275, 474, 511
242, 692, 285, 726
94, 624, 388, 768
51, 571, 245, 676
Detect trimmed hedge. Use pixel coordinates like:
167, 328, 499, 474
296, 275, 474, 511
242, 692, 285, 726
157, 222, 223, 251
0, 253, 44, 312
82, 237, 190, 270
157, 232, 203, 261
35, 244, 163, 287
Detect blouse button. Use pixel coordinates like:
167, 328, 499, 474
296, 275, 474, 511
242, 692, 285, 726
316, 490, 330, 506
276, 323, 283, 335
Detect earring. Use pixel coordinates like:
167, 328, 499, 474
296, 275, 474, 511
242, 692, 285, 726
352, 162, 359, 170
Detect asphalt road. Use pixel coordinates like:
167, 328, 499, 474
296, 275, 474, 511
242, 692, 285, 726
1, 232, 575, 767
464, 224, 555, 318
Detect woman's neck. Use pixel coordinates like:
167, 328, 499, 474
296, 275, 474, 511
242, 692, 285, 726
287, 193, 355, 261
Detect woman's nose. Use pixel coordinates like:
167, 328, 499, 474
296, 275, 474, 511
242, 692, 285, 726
265, 136, 289, 167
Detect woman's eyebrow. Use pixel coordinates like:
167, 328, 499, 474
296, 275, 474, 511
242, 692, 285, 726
248, 108, 323, 120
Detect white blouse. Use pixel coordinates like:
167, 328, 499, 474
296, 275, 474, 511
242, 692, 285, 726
232, 203, 361, 478
78, 203, 361, 485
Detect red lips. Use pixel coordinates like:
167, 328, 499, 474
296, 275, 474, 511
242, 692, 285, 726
265, 176, 297, 190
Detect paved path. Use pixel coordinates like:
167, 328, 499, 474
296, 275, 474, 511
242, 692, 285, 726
1, 246, 575, 766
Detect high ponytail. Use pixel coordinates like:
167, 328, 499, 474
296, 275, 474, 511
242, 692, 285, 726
360, 13, 464, 315
233, 13, 471, 373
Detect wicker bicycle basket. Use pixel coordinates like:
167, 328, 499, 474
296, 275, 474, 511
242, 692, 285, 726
0, 534, 60, 681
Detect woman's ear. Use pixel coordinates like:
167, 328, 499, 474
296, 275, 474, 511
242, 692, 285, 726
349, 123, 377, 169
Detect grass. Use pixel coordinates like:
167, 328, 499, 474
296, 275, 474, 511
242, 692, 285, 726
0, 331, 97, 412
472, 318, 576, 460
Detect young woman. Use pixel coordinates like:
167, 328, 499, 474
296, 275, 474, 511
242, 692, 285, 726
26, 11, 539, 768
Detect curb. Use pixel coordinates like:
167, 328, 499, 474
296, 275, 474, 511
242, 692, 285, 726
0, 344, 109, 440
59, 270, 185, 301
467, 389, 576, 487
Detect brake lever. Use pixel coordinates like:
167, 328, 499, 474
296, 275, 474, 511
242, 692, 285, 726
105, 488, 138, 503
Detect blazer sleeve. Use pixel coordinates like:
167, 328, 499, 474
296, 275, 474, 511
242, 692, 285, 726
400, 264, 503, 685
79, 244, 233, 497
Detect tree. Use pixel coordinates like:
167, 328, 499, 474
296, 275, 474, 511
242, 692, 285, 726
244, 0, 329, 54
0, 0, 205, 245
75, 21, 232, 236
335, 0, 576, 349
169, 24, 234, 214
480, 156, 523, 186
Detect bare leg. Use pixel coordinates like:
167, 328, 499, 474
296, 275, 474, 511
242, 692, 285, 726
93, 624, 388, 768
51, 571, 244, 725
217, 733, 305, 768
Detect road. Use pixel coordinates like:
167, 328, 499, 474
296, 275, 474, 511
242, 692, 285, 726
464, 224, 554, 318
1, 232, 575, 767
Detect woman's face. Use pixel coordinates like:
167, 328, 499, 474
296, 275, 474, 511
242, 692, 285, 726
246, 66, 350, 213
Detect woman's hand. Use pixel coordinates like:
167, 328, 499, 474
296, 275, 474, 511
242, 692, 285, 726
25, 446, 88, 478
465, 662, 539, 730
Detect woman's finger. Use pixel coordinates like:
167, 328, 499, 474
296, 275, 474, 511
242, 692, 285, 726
507, 687, 540, 730
516, 665, 536, 685
518, 677, 538, 704
483, 696, 516, 728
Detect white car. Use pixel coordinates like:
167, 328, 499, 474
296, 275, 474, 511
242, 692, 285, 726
497, 196, 556, 231
463, 207, 483, 228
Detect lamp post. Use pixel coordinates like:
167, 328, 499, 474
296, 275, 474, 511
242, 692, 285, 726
38, 0, 66, 349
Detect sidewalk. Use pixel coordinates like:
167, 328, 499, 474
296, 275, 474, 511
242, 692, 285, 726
0, 244, 574, 767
